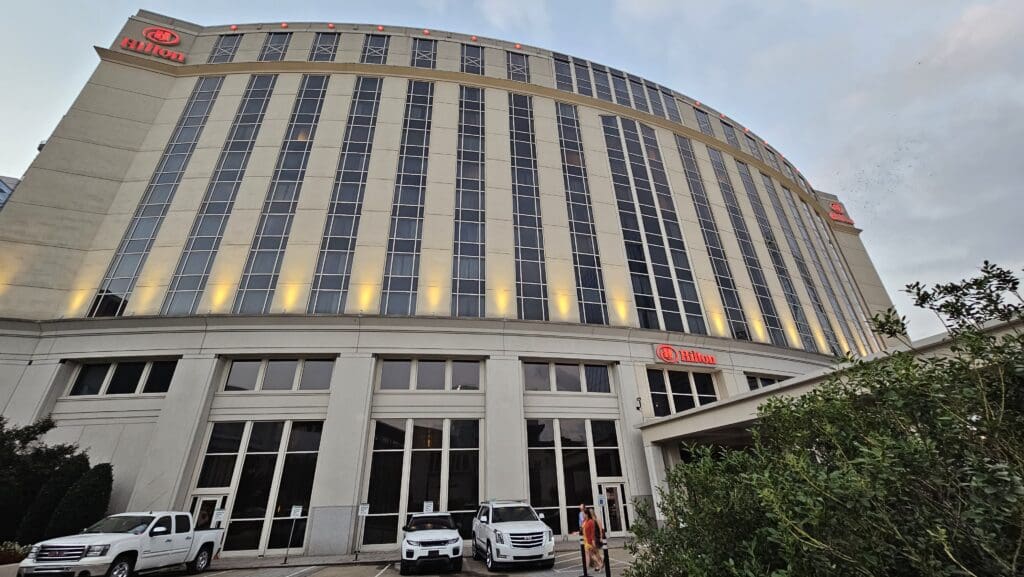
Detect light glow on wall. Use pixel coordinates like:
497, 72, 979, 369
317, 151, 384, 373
494, 287, 511, 317
66, 289, 91, 317
209, 283, 232, 313
783, 319, 802, 349
554, 289, 571, 321
707, 308, 728, 337
749, 315, 767, 343
281, 283, 302, 312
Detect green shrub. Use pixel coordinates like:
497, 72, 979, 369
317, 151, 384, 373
44, 463, 113, 538
0, 541, 29, 564
17, 453, 90, 544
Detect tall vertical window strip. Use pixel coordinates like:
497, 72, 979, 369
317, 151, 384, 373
779, 185, 858, 354
706, 148, 786, 346
592, 64, 613, 102
764, 149, 782, 172
694, 108, 714, 136
745, 134, 763, 161
233, 75, 329, 314
803, 202, 876, 352
808, 210, 877, 350
627, 75, 649, 113
674, 135, 751, 340
555, 103, 607, 325
553, 54, 573, 91
610, 70, 631, 106
307, 77, 384, 314
760, 173, 841, 355
451, 86, 486, 317
572, 59, 593, 96
308, 32, 339, 61
507, 52, 530, 82
89, 77, 223, 317
461, 44, 484, 75
509, 93, 548, 320
662, 90, 682, 123
380, 81, 435, 316
162, 75, 277, 316
361, 34, 389, 64
258, 32, 290, 62
411, 38, 437, 69
208, 35, 241, 63
735, 161, 815, 350
721, 122, 740, 148
645, 82, 665, 118
637, 123, 707, 334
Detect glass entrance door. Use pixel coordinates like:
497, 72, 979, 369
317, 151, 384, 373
190, 495, 227, 530
596, 483, 628, 536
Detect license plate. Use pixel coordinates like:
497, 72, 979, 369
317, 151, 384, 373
428, 550, 439, 557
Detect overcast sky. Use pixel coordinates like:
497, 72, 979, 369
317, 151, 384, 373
1, 0, 1020, 338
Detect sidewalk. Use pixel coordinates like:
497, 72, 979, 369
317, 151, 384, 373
212, 537, 631, 570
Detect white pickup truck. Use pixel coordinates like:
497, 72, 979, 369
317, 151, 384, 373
18, 511, 222, 577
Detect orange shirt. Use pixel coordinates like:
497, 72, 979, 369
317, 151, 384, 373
582, 518, 597, 546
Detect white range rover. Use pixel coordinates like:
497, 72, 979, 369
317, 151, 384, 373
471, 500, 555, 572
399, 512, 464, 574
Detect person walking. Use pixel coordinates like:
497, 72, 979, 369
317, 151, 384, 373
582, 508, 604, 572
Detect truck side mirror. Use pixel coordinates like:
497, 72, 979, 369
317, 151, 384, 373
151, 526, 169, 536
479, 515, 488, 524
538, 513, 545, 519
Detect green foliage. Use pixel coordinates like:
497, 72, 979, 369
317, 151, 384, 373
627, 263, 1024, 577
45, 463, 113, 538
0, 541, 30, 564
0, 417, 84, 543
17, 453, 90, 543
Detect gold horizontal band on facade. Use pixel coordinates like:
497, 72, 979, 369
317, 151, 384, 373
95, 46, 837, 222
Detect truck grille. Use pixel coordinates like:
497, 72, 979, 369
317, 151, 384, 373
36, 545, 86, 562
510, 532, 545, 548
419, 540, 450, 547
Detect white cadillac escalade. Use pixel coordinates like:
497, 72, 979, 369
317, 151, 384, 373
471, 500, 555, 572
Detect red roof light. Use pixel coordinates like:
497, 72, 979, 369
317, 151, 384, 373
327, 23, 335, 29
229, 25, 238, 31
470, 35, 478, 41
423, 29, 430, 35
377, 25, 384, 31
280, 22, 288, 28
514, 43, 521, 49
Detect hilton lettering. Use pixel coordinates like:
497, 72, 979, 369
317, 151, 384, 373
120, 37, 186, 63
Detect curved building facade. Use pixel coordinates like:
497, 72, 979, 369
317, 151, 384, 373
0, 11, 893, 555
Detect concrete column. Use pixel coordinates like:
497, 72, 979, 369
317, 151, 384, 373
127, 353, 219, 511
1, 359, 71, 426
307, 354, 375, 555
484, 356, 528, 500
642, 442, 668, 523
615, 362, 652, 502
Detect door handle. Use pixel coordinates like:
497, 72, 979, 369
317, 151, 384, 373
185, 536, 192, 540
165, 539, 173, 542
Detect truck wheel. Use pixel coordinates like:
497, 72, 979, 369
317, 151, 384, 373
485, 543, 498, 572
399, 560, 411, 575
106, 555, 134, 577
187, 544, 212, 574
450, 557, 463, 572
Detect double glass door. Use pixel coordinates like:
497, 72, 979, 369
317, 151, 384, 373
595, 483, 629, 536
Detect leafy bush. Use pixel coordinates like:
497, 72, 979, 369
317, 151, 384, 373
0, 541, 29, 564
17, 453, 90, 543
627, 262, 1024, 577
44, 463, 113, 538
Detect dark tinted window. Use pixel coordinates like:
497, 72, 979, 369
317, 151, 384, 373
380, 360, 411, 389
105, 362, 145, 394
450, 420, 479, 449
247, 422, 284, 452
263, 360, 297, 390
584, 365, 610, 393
559, 419, 587, 447
288, 421, 323, 452
412, 420, 443, 449
152, 516, 172, 534
523, 362, 549, 391
175, 515, 191, 533
142, 360, 177, 393
554, 364, 581, 392
590, 420, 617, 447
207, 422, 244, 453
526, 419, 555, 447
70, 363, 110, 396
225, 360, 260, 391
373, 419, 406, 450
417, 361, 445, 390
298, 359, 333, 390
451, 361, 480, 391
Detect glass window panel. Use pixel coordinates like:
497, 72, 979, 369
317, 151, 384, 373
225, 360, 260, 391
197, 455, 236, 488
447, 449, 479, 512
527, 449, 559, 507
224, 520, 263, 551
646, 368, 666, 392
70, 363, 110, 396
450, 511, 476, 539
693, 372, 717, 403
175, 515, 191, 533
362, 515, 398, 544
367, 452, 403, 514
526, 419, 555, 448
105, 362, 145, 394
287, 421, 323, 452
380, 359, 411, 389
450, 420, 479, 449
373, 419, 407, 450
416, 360, 445, 390
207, 422, 244, 453
537, 508, 560, 535
406, 451, 442, 513
298, 359, 333, 390
232, 454, 277, 518
554, 364, 581, 392
247, 421, 284, 452
595, 449, 622, 477
451, 361, 480, 391
142, 360, 176, 393
274, 453, 318, 515
561, 449, 593, 507
559, 419, 587, 447
263, 360, 297, 390
267, 518, 307, 549
412, 419, 443, 449
584, 365, 611, 393
590, 421, 618, 447
523, 362, 550, 391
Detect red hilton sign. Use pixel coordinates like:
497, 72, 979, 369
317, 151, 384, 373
120, 26, 186, 63
655, 344, 716, 366
828, 202, 855, 226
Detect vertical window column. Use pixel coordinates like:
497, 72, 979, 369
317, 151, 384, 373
308, 32, 339, 61
736, 162, 816, 351
572, 59, 593, 96
380, 81, 435, 316
744, 134, 764, 161
661, 89, 682, 123
509, 93, 548, 320
591, 64, 614, 102
361, 34, 389, 64
552, 53, 574, 91
411, 38, 437, 68
461, 44, 484, 75
555, 103, 608, 325
721, 121, 741, 148
706, 148, 786, 346
760, 174, 842, 355
644, 82, 665, 118
694, 108, 714, 136
451, 86, 486, 317
89, 76, 223, 317
674, 135, 750, 340
627, 75, 649, 113
308, 77, 384, 314
163, 75, 277, 315
258, 32, 290, 62
208, 35, 241, 63
507, 52, 530, 82
809, 211, 878, 351
609, 69, 631, 106
233, 75, 329, 314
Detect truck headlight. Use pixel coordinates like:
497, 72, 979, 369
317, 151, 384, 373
545, 529, 553, 542
85, 545, 110, 557
27, 545, 40, 560
446, 537, 460, 545
405, 539, 420, 547
494, 530, 506, 545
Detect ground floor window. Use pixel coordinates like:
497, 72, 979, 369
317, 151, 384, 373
646, 368, 718, 416
190, 420, 324, 554
362, 418, 481, 545
525, 418, 629, 536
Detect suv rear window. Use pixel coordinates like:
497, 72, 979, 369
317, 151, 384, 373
408, 515, 455, 531
491, 506, 538, 523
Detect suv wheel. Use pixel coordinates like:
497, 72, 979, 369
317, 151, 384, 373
106, 556, 134, 577
187, 545, 211, 574
485, 542, 498, 572
472, 536, 482, 560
